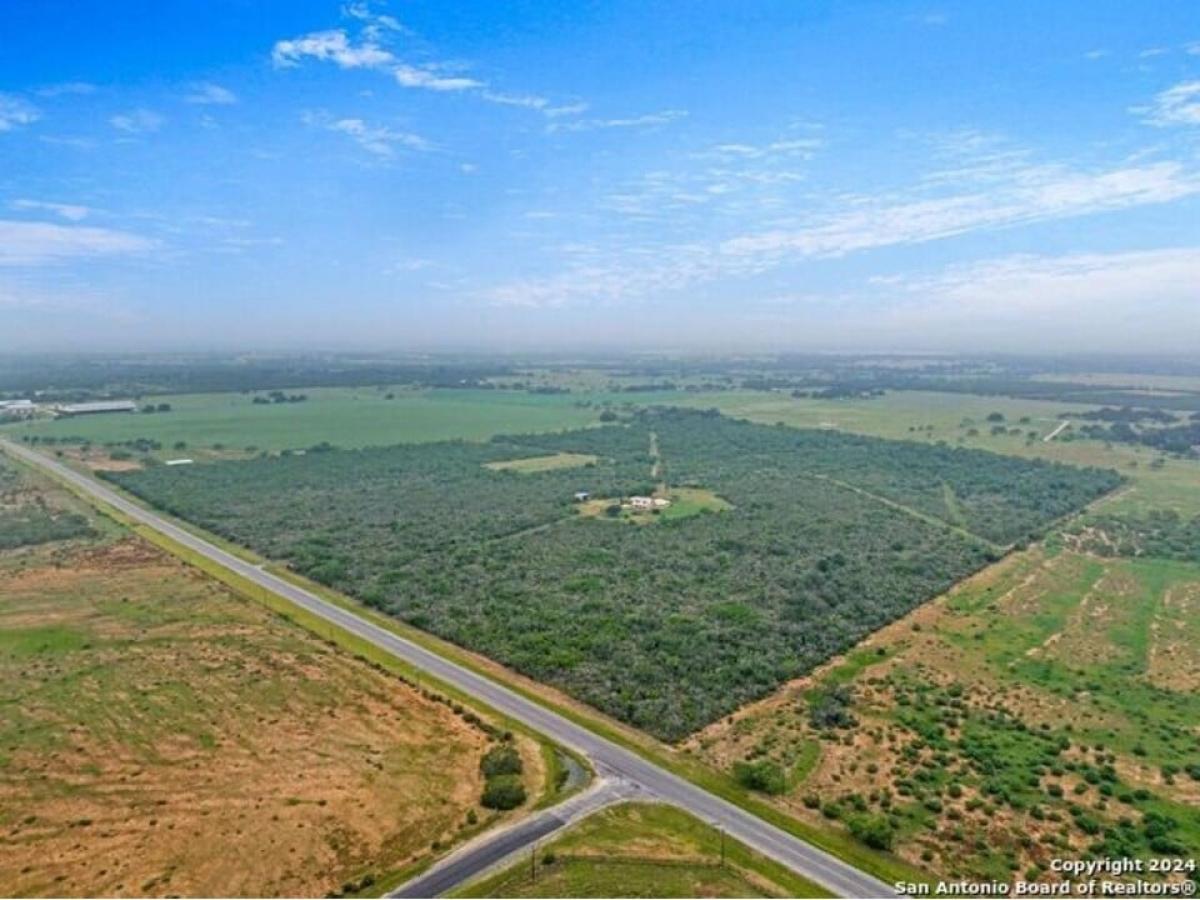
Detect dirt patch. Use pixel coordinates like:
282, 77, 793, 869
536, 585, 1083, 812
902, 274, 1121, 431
1147, 582, 1200, 693
0, 537, 499, 898
687, 546, 1200, 882
60, 448, 145, 472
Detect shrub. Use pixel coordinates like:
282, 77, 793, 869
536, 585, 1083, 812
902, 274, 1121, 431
733, 760, 787, 795
481, 744, 523, 778
481, 774, 526, 810
808, 685, 857, 730
848, 813, 895, 850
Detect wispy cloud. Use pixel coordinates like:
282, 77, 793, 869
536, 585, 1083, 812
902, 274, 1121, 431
185, 82, 238, 105
304, 111, 430, 157
483, 143, 1200, 311
702, 139, 823, 161
0, 93, 40, 132
0, 220, 155, 266
273, 29, 395, 69
272, 9, 586, 113
548, 109, 688, 133
853, 246, 1200, 350
110, 108, 164, 133
1136, 80, 1200, 126
721, 160, 1199, 259
272, 26, 483, 93
481, 91, 587, 117
11, 199, 92, 222
393, 64, 481, 92
343, 0, 405, 40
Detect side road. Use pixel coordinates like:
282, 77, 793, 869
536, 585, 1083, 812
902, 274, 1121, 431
0, 438, 894, 899
391, 775, 641, 898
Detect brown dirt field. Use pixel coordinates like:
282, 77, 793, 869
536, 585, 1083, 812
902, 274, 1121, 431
0, 538, 507, 898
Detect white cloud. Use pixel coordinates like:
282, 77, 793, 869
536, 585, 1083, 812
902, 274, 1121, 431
851, 247, 1200, 350
273, 29, 394, 69
272, 14, 585, 112
272, 29, 486, 92
722, 161, 1200, 259
1138, 81, 1200, 126
217, 235, 285, 252
308, 113, 431, 157
544, 102, 589, 118
549, 109, 688, 133
704, 139, 823, 160
394, 64, 482, 92
11, 199, 92, 222
482, 144, 1200, 314
0, 94, 40, 132
343, 1, 405, 40
481, 91, 587, 117
0, 220, 155, 266
109, 108, 164, 133
185, 82, 238, 105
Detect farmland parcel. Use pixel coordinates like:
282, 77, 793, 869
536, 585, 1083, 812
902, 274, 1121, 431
0, 454, 544, 897
110, 409, 1121, 741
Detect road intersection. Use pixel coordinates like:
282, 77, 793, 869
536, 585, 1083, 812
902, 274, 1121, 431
1, 438, 894, 899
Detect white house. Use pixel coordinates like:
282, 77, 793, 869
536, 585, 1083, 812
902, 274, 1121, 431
629, 496, 653, 510
653, 497, 671, 508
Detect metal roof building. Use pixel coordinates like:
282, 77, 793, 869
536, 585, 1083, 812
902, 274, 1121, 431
56, 401, 138, 416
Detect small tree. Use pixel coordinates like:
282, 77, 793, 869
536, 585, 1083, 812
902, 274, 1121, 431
481, 744, 523, 778
481, 774, 526, 810
848, 813, 895, 850
733, 760, 787, 795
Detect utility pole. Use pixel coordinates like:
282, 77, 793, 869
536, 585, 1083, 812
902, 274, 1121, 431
530, 843, 537, 882
719, 824, 726, 868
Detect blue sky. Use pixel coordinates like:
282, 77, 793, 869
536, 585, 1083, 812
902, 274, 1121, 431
1, 0, 1198, 353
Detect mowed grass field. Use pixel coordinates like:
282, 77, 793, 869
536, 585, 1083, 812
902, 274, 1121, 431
455, 802, 830, 899
2, 387, 613, 453
0, 457, 546, 898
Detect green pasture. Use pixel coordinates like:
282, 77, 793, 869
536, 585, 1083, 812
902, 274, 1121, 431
2, 387, 610, 452
454, 802, 830, 898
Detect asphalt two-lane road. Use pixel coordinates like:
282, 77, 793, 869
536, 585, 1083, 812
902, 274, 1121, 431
391, 777, 640, 898
1, 438, 894, 899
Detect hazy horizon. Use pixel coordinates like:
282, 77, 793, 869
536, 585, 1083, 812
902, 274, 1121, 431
3, 1, 1199, 354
